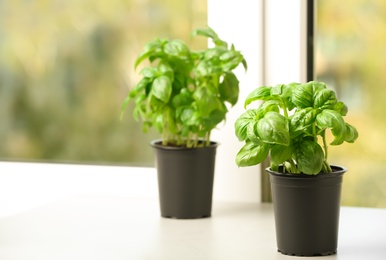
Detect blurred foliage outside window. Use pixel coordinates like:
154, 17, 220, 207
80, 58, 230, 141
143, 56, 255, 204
0, 0, 207, 166
316, 0, 386, 207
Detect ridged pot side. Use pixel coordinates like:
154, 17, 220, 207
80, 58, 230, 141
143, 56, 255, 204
266, 166, 346, 256
151, 140, 218, 219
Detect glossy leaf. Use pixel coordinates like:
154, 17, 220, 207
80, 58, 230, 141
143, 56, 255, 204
172, 89, 193, 108
234, 109, 260, 141
219, 72, 239, 106
334, 101, 348, 116
257, 112, 290, 145
140, 67, 159, 78
344, 123, 359, 143
313, 88, 337, 109
236, 141, 270, 167
295, 140, 324, 175
270, 144, 293, 166
244, 86, 272, 108
163, 39, 190, 59
315, 109, 346, 144
151, 76, 172, 103
290, 108, 318, 133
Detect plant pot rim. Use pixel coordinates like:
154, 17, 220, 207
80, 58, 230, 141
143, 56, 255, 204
150, 139, 219, 151
266, 165, 347, 179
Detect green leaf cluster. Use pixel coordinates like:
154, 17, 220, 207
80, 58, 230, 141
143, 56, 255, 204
235, 81, 358, 174
122, 27, 247, 148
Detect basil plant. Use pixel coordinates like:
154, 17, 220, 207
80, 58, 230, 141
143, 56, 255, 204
235, 81, 358, 175
122, 27, 247, 148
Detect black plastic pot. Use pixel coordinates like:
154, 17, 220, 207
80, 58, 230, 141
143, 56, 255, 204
266, 165, 346, 256
151, 140, 218, 219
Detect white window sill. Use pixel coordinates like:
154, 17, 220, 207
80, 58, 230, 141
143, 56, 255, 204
0, 193, 385, 259
0, 162, 385, 259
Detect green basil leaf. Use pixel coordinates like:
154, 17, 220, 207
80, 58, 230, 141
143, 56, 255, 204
246, 121, 261, 142
344, 123, 359, 143
140, 67, 159, 78
244, 86, 272, 108
163, 39, 190, 59
283, 83, 297, 110
333, 101, 348, 116
290, 108, 318, 133
292, 83, 314, 108
134, 38, 166, 68
193, 86, 218, 113
219, 51, 244, 71
294, 140, 324, 175
292, 81, 326, 108
130, 77, 152, 98
271, 84, 285, 96
194, 60, 221, 76
270, 144, 293, 166
172, 89, 193, 108
191, 27, 219, 41
158, 62, 174, 80
234, 109, 260, 141
236, 141, 270, 167
259, 100, 280, 114
257, 111, 290, 145
219, 72, 239, 106
191, 27, 228, 48
203, 47, 227, 60
315, 109, 346, 144
313, 89, 337, 109
151, 76, 172, 103
202, 109, 227, 130
270, 83, 295, 110
180, 107, 200, 126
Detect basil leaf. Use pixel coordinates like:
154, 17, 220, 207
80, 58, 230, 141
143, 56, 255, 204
314, 89, 337, 109
219, 72, 239, 106
270, 144, 293, 166
244, 86, 272, 108
334, 101, 348, 116
234, 109, 260, 141
292, 81, 326, 108
257, 111, 290, 145
236, 140, 270, 167
193, 86, 219, 114
295, 140, 324, 175
172, 89, 193, 108
315, 109, 346, 144
343, 123, 359, 143
134, 38, 166, 68
140, 67, 159, 78
290, 108, 318, 133
163, 39, 190, 59
151, 76, 172, 103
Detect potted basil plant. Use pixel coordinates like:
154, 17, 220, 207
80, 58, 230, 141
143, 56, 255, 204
234, 81, 358, 256
122, 27, 247, 219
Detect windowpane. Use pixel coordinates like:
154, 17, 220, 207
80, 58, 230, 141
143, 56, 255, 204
0, 0, 207, 166
316, 0, 386, 207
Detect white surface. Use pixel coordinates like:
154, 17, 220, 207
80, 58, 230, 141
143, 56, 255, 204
264, 0, 307, 85
0, 162, 158, 218
0, 194, 385, 260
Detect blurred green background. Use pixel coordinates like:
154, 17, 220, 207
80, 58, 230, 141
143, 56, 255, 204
316, 0, 386, 208
1, 0, 385, 208
0, 0, 207, 166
